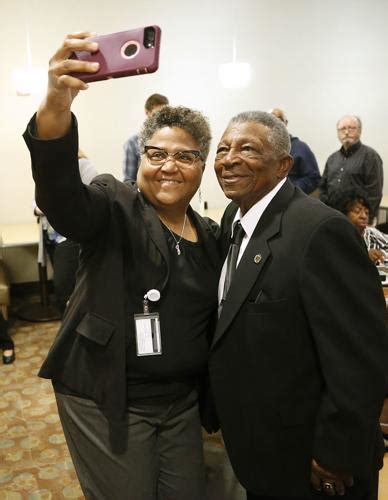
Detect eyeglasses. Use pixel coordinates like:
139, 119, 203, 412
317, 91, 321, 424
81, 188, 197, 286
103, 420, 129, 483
143, 146, 203, 168
337, 126, 359, 132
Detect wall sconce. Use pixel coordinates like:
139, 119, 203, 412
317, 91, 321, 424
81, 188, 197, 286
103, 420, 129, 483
218, 37, 251, 89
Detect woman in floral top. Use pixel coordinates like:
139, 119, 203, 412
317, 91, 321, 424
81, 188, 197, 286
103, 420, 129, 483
328, 187, 388, 264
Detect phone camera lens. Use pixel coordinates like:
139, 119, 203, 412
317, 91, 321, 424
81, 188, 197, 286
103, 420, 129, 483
124, 43, 138, 57
121, 41, 140, 59
144, 27, 155, 48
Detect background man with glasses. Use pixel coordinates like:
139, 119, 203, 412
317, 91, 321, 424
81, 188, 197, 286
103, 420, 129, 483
319, 115, 383, 223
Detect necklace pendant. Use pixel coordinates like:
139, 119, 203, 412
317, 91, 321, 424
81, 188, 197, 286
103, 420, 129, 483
175, 243, 181, 255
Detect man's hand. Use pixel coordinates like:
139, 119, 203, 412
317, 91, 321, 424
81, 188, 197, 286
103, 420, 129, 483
36, 32, 100, 139
368, 248, 385, 264
311, 459, 354, 496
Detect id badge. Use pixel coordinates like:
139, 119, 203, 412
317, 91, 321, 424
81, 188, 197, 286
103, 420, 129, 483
134, 312, 162, 356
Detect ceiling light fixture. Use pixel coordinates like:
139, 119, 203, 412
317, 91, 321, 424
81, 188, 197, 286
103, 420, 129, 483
13, 10, 46, 96
218, 37, 251, 89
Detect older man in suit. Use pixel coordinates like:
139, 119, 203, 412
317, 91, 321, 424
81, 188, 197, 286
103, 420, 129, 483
209, 111, 388, 500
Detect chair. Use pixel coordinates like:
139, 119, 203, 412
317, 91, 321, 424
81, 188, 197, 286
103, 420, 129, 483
0, 260, 10, 320
375, 222, 388, 234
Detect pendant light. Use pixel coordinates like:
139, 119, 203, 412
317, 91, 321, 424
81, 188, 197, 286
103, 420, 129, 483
218, 36, 251, 89
12, 6, 46, 96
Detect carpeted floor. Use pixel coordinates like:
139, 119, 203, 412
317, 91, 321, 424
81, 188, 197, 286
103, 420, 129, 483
0, 315, 387, 499
0, 316, 245, 499
0, 319, 82, 498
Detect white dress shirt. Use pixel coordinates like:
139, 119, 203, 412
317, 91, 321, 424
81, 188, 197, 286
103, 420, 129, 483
218, 178, 287, 303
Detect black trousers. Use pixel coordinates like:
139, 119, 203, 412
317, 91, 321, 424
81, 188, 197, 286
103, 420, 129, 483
246, 469, 379, 500
0, 311, 13, 350
55, 389, 207, 500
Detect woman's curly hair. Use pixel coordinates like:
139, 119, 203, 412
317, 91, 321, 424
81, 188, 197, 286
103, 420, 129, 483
139, 105, 212, 161
326, 186, 371, 215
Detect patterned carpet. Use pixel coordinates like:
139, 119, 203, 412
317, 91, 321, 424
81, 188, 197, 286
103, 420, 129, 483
0, 316, 244, 500
0, 320, 83, 499
0, 315, 387, 499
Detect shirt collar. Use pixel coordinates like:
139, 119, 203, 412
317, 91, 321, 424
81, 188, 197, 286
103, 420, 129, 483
231, 177, 287, 238
341, 140, 361, 157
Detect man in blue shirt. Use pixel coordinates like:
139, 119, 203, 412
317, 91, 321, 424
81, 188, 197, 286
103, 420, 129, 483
270, 108, 321, 194
122, 93, 169, 181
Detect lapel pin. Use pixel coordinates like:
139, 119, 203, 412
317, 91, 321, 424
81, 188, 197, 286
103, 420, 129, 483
254, 254, 262, 264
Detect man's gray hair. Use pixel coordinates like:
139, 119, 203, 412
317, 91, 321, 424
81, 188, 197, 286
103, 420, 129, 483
228, 111, 291, 158
337, 115, 362, 130
139, 105, 212, 160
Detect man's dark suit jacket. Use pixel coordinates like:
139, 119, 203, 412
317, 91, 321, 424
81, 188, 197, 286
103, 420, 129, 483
23, 116, 220, 421
209, 180, 388, 497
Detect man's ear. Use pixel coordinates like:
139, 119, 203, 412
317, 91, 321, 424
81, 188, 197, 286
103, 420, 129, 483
277, 155, 293, 179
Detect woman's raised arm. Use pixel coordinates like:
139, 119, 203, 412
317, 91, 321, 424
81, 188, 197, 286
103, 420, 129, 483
36, 31, 99, 139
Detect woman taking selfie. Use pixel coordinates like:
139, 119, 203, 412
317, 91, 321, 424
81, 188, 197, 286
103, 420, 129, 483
23, 32, 219, 500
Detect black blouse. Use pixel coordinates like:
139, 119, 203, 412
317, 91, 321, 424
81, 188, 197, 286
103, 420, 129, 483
126, 220, 218, 402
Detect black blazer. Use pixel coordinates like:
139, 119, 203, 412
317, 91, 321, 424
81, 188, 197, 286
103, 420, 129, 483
23, 116, 220, 420
209, 180, 388, 497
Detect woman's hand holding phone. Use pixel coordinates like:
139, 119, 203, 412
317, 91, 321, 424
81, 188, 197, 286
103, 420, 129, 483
35, 27, 161, 139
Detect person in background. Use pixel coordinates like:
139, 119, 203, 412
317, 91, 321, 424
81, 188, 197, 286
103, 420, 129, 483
319, 115, 383, 223
0, 311, 14, 364
328, 187, 388, 264
34, 149, 97, 314
209, 110, 388, 500
23, 32, 219, 500
122, 93, 169, 181
270, 107, 321, 194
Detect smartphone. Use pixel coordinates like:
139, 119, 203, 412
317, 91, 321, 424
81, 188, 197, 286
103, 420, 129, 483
70, 26, 161, 83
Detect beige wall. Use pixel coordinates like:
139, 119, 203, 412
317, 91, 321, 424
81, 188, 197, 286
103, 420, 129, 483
1, 0, 388, 281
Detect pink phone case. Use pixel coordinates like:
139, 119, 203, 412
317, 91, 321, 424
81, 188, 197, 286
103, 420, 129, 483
70, 26, 161, 83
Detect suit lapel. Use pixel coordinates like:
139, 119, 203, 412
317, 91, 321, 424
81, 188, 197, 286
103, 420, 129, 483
212, 180, 296, 349
212, 215, 281, 347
